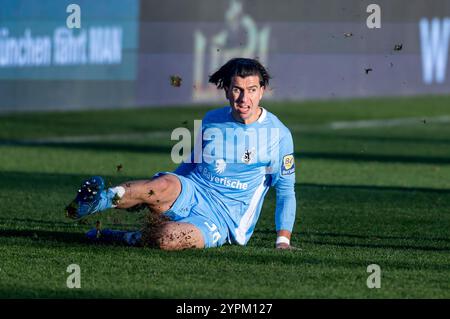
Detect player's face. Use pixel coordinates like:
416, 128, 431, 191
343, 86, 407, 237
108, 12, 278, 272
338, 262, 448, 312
226, 75, 265, 124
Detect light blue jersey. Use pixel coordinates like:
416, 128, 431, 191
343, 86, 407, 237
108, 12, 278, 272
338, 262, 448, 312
173, 106, 296, 246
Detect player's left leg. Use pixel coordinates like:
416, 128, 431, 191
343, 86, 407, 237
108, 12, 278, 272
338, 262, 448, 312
86, 221, 205, 249
141, 214, 227, 250
148, 221, 205, 250
123, 175, 228, 250
85, 228, 143, 246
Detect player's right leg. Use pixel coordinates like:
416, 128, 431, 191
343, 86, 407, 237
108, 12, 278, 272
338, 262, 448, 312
112, 174, 182, 214
65, 174, 181, 219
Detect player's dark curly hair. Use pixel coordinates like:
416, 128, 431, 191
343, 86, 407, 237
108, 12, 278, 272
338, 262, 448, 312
209, 58, 271, 89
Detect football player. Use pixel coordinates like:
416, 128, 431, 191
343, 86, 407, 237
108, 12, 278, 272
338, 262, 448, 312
66, 58, 297, 250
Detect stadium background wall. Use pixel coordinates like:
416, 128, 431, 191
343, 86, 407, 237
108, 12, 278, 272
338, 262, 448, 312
1, 0, 450, 112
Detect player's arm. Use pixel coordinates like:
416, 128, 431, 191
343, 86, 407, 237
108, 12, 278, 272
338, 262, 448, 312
273, 131, 297, 250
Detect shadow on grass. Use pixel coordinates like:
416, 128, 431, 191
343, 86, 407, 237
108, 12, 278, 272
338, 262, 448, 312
0, 140, 173, 154
0, 171, 141, 191
297, 151, 450, 165
304, 230, 450, 244
253, 227, 450, 245
2, 225, 448, 256
0, 217, 75, 227
299, 183, 450, 194
0, 217, 138, 230
1, 228, 448, 275
0, 228, 144, 248
0, 229, 88, 245
301, 131, 450, 146
206, 247, 450, 274
2, 171, 450, 194
1, 171, 449, 253
252, 229, 450, 252
1, 139, 450, 165
300, 239, 450, 252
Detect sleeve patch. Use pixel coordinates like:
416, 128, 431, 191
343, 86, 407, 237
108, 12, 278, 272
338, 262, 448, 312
281, 154, 295, 175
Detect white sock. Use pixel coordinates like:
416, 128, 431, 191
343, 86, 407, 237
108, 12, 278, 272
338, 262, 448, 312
109, 186, 125, 208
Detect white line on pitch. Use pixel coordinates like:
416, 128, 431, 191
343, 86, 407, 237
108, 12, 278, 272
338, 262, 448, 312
291, 115, 450, 131
7, 131, 171, 144
4, 115, 450, 144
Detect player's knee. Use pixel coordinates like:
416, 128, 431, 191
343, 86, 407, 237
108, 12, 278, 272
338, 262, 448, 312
140, 175, 179, 207
149, 174, 178, 194
155, 223, 201, 251
155, 224, 181, 251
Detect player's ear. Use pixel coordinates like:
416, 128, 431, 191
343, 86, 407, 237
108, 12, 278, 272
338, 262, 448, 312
224, 87, 230, 99
260, 86, 265, 99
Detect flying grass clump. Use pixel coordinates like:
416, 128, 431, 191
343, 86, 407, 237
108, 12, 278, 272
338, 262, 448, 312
140, 212, 170, 248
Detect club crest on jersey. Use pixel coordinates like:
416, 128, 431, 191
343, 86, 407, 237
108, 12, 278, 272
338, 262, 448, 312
241, 148, 255, 164
281, 154, 295, 175
214, 159, 227, 174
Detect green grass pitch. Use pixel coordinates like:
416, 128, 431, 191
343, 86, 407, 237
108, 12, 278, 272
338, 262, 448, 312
0, 95, 449, 298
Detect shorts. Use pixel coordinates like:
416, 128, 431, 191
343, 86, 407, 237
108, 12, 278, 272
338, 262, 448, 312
153, 172, 231, 248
